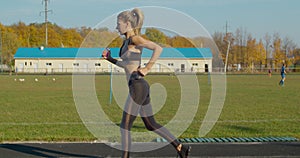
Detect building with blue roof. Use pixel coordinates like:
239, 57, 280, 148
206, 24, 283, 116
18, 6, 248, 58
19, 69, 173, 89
14, 47, 212, 73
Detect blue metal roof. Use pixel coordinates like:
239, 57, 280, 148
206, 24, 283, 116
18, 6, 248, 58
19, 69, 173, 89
14, 47, 212, 59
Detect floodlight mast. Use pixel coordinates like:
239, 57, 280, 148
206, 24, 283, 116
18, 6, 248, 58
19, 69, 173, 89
40, 0, 52, 47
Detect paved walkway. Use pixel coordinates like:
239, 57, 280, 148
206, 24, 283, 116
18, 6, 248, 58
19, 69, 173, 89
1, 142, 300, 157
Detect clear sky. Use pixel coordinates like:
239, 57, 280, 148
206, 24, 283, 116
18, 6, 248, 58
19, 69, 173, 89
1, 0, 299, 46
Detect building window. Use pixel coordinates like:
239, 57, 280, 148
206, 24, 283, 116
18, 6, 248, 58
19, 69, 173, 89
192, 63, 198, 66
168, 63, 174, 66
25, 62, 27, 66
73, 63, 79, 66
30, 62, 32, 66
46, 63, 52, 66
95, 63, 101, 66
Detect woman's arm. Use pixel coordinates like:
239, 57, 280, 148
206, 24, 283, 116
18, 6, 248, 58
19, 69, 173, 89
102, 49, 125, 68
102, 49, 117, 64
132, 36, 163, 76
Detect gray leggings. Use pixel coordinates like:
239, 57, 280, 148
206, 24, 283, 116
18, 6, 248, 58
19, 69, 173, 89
120, 73, 180, 158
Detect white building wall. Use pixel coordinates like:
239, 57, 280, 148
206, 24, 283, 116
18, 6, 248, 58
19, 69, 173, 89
15, 58, 212, 73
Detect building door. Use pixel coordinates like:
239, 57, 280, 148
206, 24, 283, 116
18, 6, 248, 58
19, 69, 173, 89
205, 64, 209, 72
33, 63, 38, 73
18, 63, 24, 73
58, 63, 63, 72
156, 63, 161, 72
83, 64, 88, 72
47, 65, 52, 74
181, 64, 185, 72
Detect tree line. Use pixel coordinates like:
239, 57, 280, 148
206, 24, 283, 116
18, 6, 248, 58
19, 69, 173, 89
213, 28, 300, 70
0, 22, 299, 70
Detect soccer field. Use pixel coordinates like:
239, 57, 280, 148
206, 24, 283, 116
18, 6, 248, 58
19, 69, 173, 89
0, 74, 299, 142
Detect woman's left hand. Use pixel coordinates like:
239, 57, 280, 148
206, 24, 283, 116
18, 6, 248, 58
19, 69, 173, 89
138, 67, 149, 77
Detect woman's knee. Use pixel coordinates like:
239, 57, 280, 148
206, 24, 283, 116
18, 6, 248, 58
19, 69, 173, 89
143, 118, 161, 131
120, 120, 133, 130
145, 124, 156, 131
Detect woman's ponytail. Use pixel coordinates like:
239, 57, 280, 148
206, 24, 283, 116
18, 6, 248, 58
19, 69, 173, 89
131, 8, 144, 35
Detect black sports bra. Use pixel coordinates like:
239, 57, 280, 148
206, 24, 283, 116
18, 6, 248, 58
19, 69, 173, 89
119, 36, 135, 57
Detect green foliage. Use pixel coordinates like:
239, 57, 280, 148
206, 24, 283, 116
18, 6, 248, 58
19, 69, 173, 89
81, 28, 120, 48
0, 22, 123, 64
1, 21, 299, 69
169, 36, 195, 48
145, 28, 167, 46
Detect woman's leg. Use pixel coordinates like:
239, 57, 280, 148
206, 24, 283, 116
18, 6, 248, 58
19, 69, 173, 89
120, 95, 140, 158
133, 79, 181, 148
136, 79, 184, 153
120, 111, 137, 158
120, 79, 146, 158
121, 78, 184, 157
140, 105, 180, 149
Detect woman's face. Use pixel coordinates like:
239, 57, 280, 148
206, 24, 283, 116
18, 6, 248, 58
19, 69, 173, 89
116, 18, 129, 35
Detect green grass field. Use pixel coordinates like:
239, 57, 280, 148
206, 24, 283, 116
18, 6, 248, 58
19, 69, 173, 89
0, 74, 299, 142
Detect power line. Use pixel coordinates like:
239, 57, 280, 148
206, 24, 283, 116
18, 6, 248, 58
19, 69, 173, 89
40, 0, 53, 47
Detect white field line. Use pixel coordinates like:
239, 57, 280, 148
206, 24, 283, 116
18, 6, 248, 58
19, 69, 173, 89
0, 119, 299, 126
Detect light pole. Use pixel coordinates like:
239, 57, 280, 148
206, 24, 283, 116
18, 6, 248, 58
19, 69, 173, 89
224, 33, 234, 73
224, 40, 231, 73
269, 45, 274, 70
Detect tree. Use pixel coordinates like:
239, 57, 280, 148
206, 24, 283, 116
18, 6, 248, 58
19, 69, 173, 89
81, 28, 120, 48
234, 27, 248, 67
1, 28, 20, 67
257, 39, 266, 68
282, 36, 297, 66
10, 21, 29, 47
272, 33, 285, 67
27, 23, 44, 47
0, 20, 299, 72
108, 36, 123, 48
61, 28, 83, 47
145, 28, 167, 46
78, 26, 92, 38
169, 36, 195, 48
212, 32, 226, 61
263, 33, 272, 68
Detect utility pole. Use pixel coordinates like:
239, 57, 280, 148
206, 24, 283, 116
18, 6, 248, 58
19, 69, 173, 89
0, 28, 2, 72
40, 0, 52, 47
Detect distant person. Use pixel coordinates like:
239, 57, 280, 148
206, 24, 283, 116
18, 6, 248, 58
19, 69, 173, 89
102, 8, 191, 158
279, 64, 287, 86
15, 67, 18, 75
268, 69, 272, 77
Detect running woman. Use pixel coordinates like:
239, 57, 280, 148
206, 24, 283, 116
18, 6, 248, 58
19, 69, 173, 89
102, 8, 191, 158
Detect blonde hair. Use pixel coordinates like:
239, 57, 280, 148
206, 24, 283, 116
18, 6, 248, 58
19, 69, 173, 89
118, 8, 144, 35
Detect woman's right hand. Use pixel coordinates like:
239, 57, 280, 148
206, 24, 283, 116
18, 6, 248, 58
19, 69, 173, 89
102, 48, 110, 59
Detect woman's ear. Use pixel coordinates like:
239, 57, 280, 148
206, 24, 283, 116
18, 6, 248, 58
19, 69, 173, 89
126, 21, 132, 29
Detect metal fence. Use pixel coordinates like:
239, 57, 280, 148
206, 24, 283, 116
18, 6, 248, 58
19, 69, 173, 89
1, 68, 299, 75
11, 67, 211, 74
